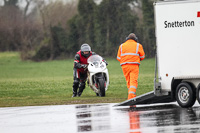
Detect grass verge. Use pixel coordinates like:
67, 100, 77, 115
0, 52, 155, 107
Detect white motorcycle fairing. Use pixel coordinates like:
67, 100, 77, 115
87, 55, 109, 96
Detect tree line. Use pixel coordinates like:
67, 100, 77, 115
0, 0, 156, 61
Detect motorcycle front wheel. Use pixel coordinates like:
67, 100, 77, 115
97, 78, 105, 97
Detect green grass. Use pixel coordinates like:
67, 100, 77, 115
0, 52, 155, 107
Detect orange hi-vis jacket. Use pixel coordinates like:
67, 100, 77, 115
117, 39, 145, 100
117, 40, 145, 66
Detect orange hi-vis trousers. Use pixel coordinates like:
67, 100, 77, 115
121, 64, 139, 100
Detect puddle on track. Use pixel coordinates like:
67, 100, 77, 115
0, 102, 200, 133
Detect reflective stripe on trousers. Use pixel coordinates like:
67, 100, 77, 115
121, 64, 139, 100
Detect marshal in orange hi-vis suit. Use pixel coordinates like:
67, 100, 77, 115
117, 33, 145, 100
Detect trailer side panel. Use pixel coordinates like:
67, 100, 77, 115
154, 1, 200, 91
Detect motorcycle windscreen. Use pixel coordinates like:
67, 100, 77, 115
87, 55, 102, 63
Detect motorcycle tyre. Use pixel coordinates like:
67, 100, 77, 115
98, 78, 105, 97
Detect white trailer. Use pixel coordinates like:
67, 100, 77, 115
116, 0, 200, 108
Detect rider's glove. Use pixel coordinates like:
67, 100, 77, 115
81, 64, 87, 68
103, 60, 108, 65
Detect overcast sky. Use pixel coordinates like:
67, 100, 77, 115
0, 0, 103, 14
0, 0, 102, 6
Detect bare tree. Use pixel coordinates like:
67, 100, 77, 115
33, 0, 78, 60
0, 2, 23, 51
0, 0, 78, 60
36, 0, 78, 32
23, 0, 31, 19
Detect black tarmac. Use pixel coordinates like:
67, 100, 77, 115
0, 102, 200, 133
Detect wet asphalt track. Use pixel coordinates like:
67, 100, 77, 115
0, 102, 200, 133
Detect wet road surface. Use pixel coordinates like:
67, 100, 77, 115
0, 102, 200, 133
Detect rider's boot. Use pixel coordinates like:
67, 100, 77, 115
72, 81, 79, 97
78, 82, 85, 97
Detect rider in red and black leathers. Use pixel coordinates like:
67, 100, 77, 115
72, 44, 96, 97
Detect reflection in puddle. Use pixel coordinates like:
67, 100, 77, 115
76, 104, 110, 132
75, 103, 200, 133
127, 104, 200, 133
129, 111, 140, 133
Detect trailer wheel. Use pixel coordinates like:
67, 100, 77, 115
176, 82, 196, 108
197, 87, 200, 104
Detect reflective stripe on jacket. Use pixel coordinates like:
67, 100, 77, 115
117, 40, 145, 66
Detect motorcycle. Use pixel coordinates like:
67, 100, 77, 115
87, 55, 109, 97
